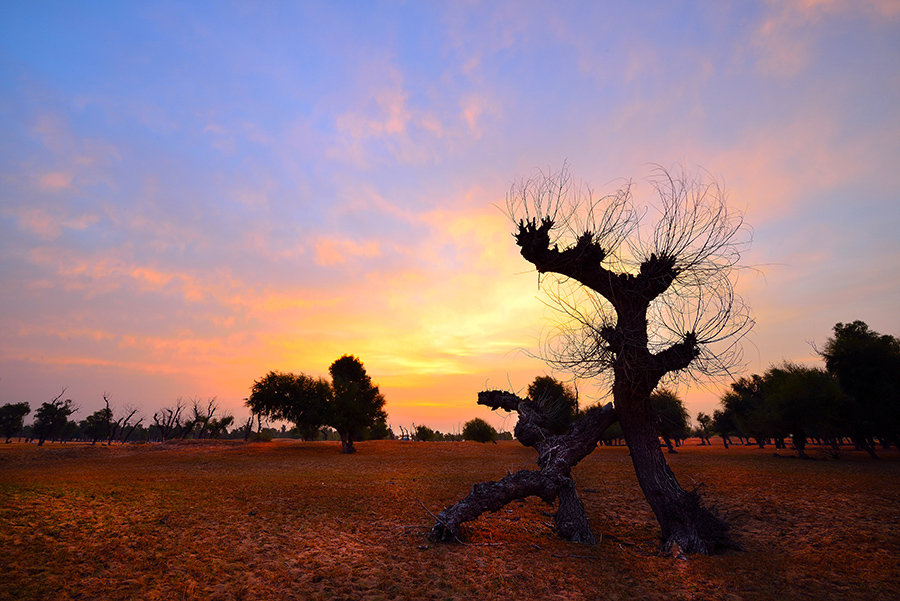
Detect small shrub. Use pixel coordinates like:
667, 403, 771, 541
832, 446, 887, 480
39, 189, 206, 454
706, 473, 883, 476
462, 418, 498, 443
252, 430, 273, 442
414, 425, 439, 441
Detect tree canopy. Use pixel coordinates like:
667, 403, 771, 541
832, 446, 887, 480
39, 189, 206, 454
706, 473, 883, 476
527, 376, 579, 434
247, 355, 387, 453
462, 417, 498, 443
33, 393, 76, 446
328, 355, 388, 453
247, 372, 330, 441
822, 320, 900, 452
0, 402, 30, 443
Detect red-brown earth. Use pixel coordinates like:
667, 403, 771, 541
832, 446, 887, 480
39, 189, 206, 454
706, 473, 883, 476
1, 439, 897, 600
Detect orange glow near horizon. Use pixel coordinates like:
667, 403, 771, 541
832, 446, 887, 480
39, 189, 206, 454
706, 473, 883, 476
1, 2, 898, 432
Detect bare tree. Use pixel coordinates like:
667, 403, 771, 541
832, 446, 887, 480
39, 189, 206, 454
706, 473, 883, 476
240, 415, 254, 441
119, 411, 144, 443
432, 166, 751, 554
98, 394, 139, 445
190, 398, 219, 439
153, 399, 185, 442
430, 390, 616, 544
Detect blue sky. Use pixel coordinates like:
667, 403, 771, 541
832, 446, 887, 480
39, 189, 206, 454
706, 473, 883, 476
1, 1, 898, 431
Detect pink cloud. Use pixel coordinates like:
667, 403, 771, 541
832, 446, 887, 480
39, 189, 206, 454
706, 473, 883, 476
11, 208, 63, 239
460, 95, 497, 137
753, 0, 900, 76
314, 237, 381, 266
39, 171, 74, 190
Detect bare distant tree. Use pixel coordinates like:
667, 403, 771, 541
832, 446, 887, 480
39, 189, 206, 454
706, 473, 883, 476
153, 399, 186, 442
115, 402, 141, 443
432, 166, 752, 554
97, 394, 139, 445
190, 398, 218, 439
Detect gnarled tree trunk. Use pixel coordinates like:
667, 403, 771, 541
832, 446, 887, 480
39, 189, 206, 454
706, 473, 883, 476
429, 391, 616, 545
615, 382, 734, 553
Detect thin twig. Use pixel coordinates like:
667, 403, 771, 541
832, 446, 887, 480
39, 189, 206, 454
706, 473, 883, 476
416, 498, 465, 544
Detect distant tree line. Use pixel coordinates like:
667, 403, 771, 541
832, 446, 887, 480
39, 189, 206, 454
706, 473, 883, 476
391, 375, 692, 450
396, 421, 513, 442
0, 395, 245, 445
706, 321, 899, 458
4, 321, 891, 457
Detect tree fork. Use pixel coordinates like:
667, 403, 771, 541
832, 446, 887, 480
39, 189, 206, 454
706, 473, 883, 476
503, 166, 752, 554
429, 392, 616, 544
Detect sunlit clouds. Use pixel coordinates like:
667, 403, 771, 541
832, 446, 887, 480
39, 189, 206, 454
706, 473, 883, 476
1, 2, 898, 431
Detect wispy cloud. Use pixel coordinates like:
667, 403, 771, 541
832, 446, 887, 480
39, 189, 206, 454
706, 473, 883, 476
1, 2, 897, 430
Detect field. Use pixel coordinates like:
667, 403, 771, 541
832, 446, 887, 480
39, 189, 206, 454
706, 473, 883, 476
1, 440, 898, 601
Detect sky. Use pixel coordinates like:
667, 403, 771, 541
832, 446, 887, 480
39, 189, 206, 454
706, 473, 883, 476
1, 1, 899, 433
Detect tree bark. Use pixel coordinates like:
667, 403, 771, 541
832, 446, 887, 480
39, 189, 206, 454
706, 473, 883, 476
500, 185, 747, 554
429, 393, 615, 545
616, 392, 736, 554
339, 431, 356, 454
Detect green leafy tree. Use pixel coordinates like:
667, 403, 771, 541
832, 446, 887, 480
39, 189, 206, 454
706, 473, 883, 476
327, 355, 387, 454
527, 376, 579, 434
33, 391, 77, 445
414, 424, 439, 441
81, 407, 113, 445
821, 320, 900, 455
462, 417, 498, 443
0, 402, 30, 443
695, 412, 713, 445
764, 362, 843, 458
650, 388, 689, 453
247, 371, 330, 441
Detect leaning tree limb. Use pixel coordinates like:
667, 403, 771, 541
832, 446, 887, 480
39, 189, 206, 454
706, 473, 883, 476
429, 391, 617, 545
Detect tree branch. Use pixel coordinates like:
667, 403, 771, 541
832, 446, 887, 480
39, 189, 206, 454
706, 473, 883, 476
429, 469, 560, 543
515, 219, 619, 301
652, 332, 700, 378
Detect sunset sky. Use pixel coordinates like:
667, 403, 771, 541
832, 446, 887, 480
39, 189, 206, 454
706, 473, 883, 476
2, 1, 898, 433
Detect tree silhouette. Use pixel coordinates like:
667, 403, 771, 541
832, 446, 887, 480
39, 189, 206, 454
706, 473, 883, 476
327, 355, 387, 454
527, 376, 579, 434
247, 372, 330, 441
0, 402, 30, 443
153, 399, 186, 442
82, 407, 113, 445
695, 412, 713, 445
763, 363, 843, 458
413, 424, 439, 441
461, 417, 498, 443
33, 390, 76, 445
247, 355, 386, 453
434, 166, 750, 554
650, 388, 689, 453
720, 375, 769, 448
822, 321, 900, 456
711, 408, 736, 447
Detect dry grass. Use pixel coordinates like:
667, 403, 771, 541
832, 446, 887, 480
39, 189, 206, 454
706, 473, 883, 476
1, 439, 897, 600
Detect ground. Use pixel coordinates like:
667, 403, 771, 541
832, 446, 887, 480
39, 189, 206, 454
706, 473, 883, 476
0, 439, 897, 600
